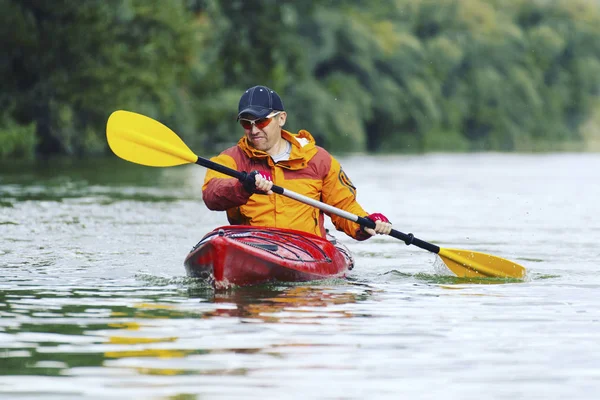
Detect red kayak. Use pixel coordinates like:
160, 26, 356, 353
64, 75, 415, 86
184, 225, 354, 289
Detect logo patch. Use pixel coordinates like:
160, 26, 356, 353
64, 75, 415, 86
338, 169, 356, 196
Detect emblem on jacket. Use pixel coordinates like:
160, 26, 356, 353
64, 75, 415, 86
338, 169, 356, 196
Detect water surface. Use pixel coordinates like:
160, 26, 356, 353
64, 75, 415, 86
1, 154, 599, 399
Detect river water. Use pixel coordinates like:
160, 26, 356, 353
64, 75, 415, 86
1, 153, 599, 399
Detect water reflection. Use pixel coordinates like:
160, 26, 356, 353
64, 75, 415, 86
0, 157, 197, 204
89, 285, 369, 378
188, 284, 365, 321
3, 154, 599, 398
0, 284, 370, 378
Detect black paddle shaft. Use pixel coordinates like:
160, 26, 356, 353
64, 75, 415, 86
356, 216, 441, 253
195, 156, 441, 255
196, 156, 246, 180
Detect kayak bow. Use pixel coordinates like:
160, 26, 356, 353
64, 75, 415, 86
184, 225, 354, 289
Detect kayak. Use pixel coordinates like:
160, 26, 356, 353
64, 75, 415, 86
184, 225, 354, 289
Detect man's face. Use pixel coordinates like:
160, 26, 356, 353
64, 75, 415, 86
239, 111, 286, 153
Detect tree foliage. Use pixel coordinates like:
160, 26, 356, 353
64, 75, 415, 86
2, 0, 600, 159
1, 0, 196, 156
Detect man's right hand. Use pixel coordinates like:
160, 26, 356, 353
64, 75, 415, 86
240, 170, 274, 195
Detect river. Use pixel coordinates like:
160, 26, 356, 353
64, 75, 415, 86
1, 153, 599, 399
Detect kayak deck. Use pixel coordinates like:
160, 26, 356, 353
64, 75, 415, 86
184, 226, 354, 289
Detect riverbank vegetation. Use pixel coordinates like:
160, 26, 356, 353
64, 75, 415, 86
2, 0, 600, 159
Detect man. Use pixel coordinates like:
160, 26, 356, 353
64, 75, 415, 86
202, 85, 392, 240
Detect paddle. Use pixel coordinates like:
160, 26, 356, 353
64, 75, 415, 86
106, 110, 527, 279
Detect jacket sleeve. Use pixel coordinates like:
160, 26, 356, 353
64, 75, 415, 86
202, 154, 251, 211
321, 156, 370, 240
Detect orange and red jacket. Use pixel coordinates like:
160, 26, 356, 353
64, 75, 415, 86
202, 129, 371, 240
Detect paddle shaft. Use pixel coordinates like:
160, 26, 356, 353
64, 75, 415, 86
195, 156, 441, 254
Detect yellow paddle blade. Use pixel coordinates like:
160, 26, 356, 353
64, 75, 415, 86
438, 248, 526, 279
106, 110, 197, 167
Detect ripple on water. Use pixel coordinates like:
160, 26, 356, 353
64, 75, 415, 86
2, 155, 600, 399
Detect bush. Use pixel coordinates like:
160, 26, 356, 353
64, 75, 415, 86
0, 116, 37, 160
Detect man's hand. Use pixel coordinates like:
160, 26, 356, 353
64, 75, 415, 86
362, 213, 392, 236
241, 170, 274, 195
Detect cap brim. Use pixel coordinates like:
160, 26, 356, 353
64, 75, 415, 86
237, 106, 272, 119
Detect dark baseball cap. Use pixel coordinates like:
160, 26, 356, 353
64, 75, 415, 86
237, 85, 285, 119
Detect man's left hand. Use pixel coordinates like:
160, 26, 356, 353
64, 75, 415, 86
363, 213, 392, 236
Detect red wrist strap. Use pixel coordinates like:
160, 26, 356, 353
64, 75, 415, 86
367, 213, 389, 223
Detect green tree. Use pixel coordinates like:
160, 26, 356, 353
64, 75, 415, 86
0, 0, 197, 158
3, 0, 600, 158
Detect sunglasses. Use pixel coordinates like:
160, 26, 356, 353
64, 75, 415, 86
239, 111, 282, 130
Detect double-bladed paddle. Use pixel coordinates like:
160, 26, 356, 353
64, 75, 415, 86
106, 110, 527, 279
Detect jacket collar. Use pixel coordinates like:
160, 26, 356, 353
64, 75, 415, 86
238, 129, 318, 170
